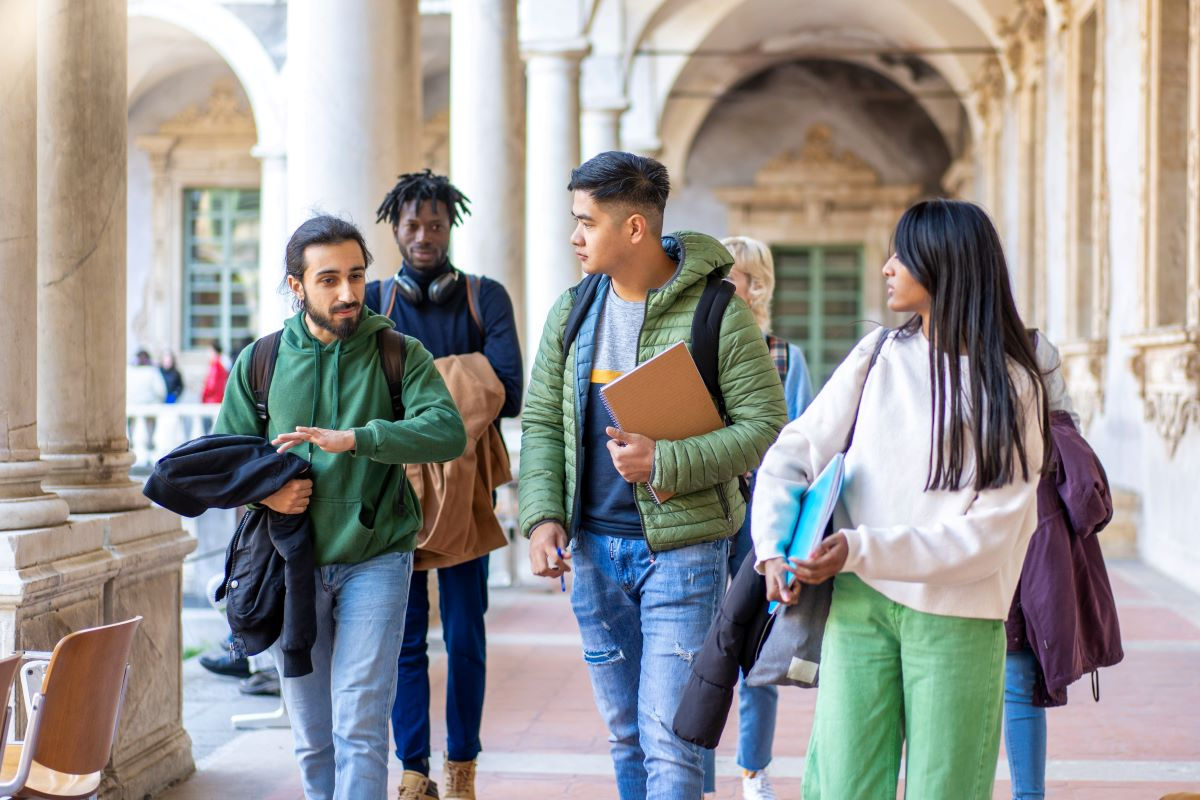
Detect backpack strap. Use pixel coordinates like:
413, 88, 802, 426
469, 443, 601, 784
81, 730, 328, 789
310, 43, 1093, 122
249, 330, 283, 428
464, 274, 484, 335
843, 329, 890, 452
560, 273, 604, 358
376, 329, 408, 420
690, 271, 737, 420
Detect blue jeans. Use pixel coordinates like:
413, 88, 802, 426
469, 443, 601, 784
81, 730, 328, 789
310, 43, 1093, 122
572, 531, 728, 800
702, 514, 778, 791
274, 551, 413, 800
1004, 648, 1047, 799
392, 554, 489, 766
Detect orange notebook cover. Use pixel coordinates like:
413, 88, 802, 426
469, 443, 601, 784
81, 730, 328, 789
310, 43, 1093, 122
599, 341, 724, 505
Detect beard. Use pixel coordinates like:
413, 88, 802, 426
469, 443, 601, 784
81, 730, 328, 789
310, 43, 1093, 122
305, 300, 361, 340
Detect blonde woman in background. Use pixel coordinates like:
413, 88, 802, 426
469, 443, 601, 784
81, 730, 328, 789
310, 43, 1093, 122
701, 236, 813, 800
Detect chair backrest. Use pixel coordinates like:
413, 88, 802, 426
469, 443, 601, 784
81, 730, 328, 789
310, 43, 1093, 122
0, 654, 21, 742
33, 618, 141, 775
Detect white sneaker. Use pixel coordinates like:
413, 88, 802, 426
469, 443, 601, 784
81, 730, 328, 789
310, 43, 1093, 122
742, 769, 778, 800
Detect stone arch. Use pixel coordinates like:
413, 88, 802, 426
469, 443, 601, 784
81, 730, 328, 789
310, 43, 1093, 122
613, 0, 1012, 173
127, 0, 283, 151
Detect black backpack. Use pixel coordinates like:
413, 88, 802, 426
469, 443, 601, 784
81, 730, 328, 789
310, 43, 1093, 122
561, 270, 751, 500
247, 328, 408, 426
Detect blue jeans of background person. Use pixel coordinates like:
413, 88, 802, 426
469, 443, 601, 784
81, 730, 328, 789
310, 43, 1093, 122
273, 550, 413, 800
1004, 648, 1047, 799
702, 510, 779, 792
572, 531, 728, 800
392, 554, 490, 767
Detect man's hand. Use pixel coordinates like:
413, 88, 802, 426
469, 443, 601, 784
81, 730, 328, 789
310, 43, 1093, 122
272, 426, 356, 455
787, 532, 849, 586
763, 556, 798, 606
528, 522, 571, 579
605, 427, 655, 484
260, 478, 313, 515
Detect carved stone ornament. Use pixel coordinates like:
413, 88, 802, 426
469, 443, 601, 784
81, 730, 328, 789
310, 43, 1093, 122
756, 124, 879, 187
1127, 330, 1200, 456
972, 55, 1008, 122
1000, 0, 1049, 83
1058, 338, 1108, 433
159, 79, 256, 138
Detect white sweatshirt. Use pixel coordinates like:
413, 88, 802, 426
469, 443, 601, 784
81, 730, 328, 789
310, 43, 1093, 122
751, 327, 1045, 620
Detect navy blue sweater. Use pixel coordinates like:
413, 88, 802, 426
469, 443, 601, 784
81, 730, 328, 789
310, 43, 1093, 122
366, 262, 523, 419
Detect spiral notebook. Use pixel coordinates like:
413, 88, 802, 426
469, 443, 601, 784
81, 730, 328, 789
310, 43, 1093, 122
767, 451, 845, 614
599, 341, 725, 505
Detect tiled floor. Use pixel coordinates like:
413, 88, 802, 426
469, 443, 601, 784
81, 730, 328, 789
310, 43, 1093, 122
159, 559, 1200, 799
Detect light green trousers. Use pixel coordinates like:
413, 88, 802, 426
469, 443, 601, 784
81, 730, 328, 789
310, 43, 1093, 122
802, 574, 1005, 800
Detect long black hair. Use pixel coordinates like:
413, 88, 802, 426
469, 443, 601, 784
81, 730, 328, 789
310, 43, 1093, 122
375, 169, 471, 228
892, 199, 1049, 492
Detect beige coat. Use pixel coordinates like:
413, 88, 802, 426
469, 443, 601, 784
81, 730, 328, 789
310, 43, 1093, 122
407, 353, 512, 571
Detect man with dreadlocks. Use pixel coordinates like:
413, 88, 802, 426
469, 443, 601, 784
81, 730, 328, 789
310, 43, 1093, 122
366, 169, 523, 800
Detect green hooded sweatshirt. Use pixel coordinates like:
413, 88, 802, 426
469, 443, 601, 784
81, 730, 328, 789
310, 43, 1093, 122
215, 308, 467, 565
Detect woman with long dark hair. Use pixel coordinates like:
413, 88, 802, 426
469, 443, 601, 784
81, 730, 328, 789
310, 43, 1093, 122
751, 199, 1049, 799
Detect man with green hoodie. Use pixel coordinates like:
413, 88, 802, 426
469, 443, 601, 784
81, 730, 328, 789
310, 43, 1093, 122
215, 215, 466, 800
519, 152, 787, 798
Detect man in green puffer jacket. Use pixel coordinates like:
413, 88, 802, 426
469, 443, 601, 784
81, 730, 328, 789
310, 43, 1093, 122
215, 215, 466, 800
519, 152, 786, 798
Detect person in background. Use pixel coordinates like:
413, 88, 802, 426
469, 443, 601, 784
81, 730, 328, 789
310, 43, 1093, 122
201, 341, 229, 434
367, 169, 523, 800
700, 236, 814, 800
159, 349, 184, 404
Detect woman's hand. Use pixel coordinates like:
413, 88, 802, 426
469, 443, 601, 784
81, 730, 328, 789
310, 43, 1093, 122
763, 556, 798, 606
788, 532, 849, 585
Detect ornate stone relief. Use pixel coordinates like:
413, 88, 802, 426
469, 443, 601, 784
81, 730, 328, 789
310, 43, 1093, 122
159, 79, 256, 139
971, 54, 1007, 123
1059, 338, 1108, 433
1000, 0, 1048, 87
1127, 330, 1200, 456
755, 124, 878, 188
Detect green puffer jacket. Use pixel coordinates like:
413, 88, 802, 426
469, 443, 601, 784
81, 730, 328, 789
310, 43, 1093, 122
518, 231, 788, 551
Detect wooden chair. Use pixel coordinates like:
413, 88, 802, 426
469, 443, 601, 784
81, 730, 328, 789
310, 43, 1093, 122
0, 655, 23, 748
0, 618, 142, 800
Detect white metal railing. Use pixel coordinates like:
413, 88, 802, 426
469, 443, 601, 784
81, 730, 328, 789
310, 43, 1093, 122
126, 403, 220, 467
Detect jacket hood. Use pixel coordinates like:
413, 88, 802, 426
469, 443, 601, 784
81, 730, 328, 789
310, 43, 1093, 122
652, 231, 733, 310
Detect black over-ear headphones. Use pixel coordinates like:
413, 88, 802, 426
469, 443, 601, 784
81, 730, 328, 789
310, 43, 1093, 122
392, 269, 463, 307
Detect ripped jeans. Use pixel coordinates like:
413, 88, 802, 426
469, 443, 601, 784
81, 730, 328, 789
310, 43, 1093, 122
570, 531, 728, 800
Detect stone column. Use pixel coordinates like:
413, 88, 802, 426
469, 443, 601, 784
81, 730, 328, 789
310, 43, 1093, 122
254, 146, 291, 334
522, 41, 588, 357
287, 0, 421, 282
582, 101, 626, 160
450, 0, 525, 337
0, 0, 70, 532
24, 3, 197, 797
36, 0, 144, 513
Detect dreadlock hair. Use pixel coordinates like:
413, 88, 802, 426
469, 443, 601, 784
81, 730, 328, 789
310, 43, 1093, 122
375, 169, 472, 228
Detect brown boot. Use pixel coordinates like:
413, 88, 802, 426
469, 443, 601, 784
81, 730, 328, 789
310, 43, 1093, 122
443, 755, 477, 799
397, 770, 439, 800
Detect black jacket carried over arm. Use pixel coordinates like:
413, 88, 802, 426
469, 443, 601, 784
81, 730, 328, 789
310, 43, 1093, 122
144, 434, 318, 677
673, 548, 772, 748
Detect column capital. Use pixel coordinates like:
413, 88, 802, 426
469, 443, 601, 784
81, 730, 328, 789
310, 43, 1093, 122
521, 37, 590, 63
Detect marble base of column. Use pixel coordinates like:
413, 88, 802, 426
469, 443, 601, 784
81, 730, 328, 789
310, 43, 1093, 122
0, 506, 196, 799
40, 452, 148, 514
0, 461, 70, 531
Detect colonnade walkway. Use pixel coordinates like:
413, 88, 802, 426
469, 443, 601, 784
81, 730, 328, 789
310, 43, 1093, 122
160, 559, 1200, 799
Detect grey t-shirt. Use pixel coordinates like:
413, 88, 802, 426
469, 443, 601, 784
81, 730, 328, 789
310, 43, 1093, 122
581, 284, 646, 537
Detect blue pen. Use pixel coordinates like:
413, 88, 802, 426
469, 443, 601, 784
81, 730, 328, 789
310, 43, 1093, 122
556, 547, 566, 592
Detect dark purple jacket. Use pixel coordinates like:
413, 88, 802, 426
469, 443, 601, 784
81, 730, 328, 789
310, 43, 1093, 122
1006, 411, 1123, 706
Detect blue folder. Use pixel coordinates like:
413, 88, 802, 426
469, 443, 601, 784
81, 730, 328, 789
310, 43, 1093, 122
767, 452, 845, 614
